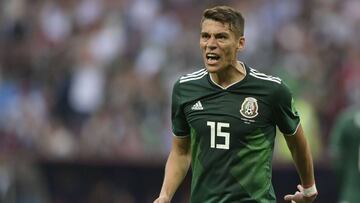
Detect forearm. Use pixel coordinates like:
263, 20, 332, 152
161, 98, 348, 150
285, 126, 315, 187
159, 150, 191, 199
289, 138, 315, 186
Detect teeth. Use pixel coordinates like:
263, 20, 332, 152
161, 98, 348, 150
206, 53, 220, 61
207, 57, 217, 62
207, 53, 218, 57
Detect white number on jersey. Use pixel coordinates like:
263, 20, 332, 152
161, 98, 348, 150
207, 121, 230, 150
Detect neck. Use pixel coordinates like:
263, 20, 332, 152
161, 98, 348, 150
210, 61, 246, 88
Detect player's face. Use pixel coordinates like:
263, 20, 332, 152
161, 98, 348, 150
200, 19, 244, 73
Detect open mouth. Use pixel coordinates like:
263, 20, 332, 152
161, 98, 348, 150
206, 53, 220, 63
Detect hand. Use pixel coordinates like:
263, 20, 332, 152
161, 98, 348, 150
284, 185, 317, 203
153, 196, 171, 203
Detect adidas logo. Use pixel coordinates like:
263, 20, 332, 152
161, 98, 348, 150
191, 101, 203, 110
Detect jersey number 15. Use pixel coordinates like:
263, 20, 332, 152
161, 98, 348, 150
207, 121, 230, 150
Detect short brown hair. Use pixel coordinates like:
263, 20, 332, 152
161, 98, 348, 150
201, 6, 244, 38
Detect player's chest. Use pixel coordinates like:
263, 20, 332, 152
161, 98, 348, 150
185, 92, 274, 131
183, 92, 274, 149
184, 92, 272, 124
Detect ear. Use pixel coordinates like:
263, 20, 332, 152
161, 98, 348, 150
237, 36, 245, 51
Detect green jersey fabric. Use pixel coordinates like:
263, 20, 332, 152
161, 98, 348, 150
330, 107, 360, 203
171, 63, 300, 203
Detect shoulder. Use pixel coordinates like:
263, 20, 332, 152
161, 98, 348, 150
332, 106, 360, 138
247, 66, 289, 94
337, 106, 360, 123
172, 68, 210, 103
173, 68, 208, 90
178, 68, 208, 84
248, 67, 282, 85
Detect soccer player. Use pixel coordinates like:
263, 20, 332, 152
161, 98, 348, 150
330, 107, 360, 203
154, 6, 318, 203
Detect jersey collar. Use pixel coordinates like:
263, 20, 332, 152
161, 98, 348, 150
208, 61, 248, 90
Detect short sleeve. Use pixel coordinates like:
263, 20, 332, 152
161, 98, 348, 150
171, 81, 190, 137
273, 82, 300, 135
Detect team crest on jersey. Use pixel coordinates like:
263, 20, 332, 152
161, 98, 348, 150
240, 97, 259, 118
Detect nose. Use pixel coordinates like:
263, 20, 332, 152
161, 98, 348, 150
206, 36, 217, 50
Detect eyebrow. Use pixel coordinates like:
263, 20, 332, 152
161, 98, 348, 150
200, 31, 230, 36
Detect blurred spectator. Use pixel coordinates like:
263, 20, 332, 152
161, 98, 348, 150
329, 105, 360, 203
1, 0, 359, 202
0, 0, 359, 176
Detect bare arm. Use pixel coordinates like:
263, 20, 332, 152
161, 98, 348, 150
154, 135, 191, 203
284, 125, 317, 202
285, 125, 315, 186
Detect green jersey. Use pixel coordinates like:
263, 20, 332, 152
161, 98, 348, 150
330, 107, 360, 203
171, 63, 300, 203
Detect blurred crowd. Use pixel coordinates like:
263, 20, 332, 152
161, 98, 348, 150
0, 0, 359, 162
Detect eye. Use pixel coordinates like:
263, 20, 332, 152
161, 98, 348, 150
201, 33, 210, 40
216, 34, 228, 40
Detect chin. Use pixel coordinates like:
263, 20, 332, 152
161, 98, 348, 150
205, 64, 222, 73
